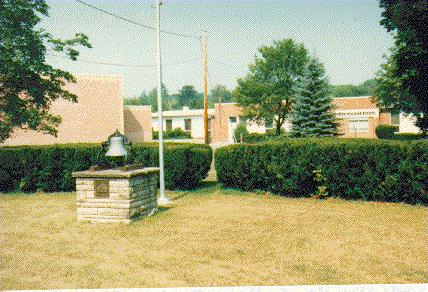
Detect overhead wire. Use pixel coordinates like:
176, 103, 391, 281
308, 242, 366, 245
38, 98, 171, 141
71, 1, 238, 95
75, 0, 202, 40
47, 53, 199, 68
209, 58, 240, 71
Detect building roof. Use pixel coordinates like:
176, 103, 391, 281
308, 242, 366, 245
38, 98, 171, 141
332, 96, 378, 110
74, 75, 123, 84
152, 107, 215, 118
212, 98, 382, 117
146, 96, 378, 119
124, 105, 152, 110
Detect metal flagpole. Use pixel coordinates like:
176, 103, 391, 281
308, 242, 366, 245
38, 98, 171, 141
203, 31, 209, 144
156, 0, 170, 205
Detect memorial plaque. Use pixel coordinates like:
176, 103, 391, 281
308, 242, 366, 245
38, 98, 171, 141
94, 180, 109, 198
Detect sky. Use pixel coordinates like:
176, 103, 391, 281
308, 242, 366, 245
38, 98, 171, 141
43, 0, 395, 98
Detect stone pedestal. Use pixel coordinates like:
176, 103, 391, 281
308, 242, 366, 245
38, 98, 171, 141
72, 167, 159, 223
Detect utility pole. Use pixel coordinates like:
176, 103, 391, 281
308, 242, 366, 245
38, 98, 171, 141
156, 0, 169, 206
203, 31, 209, 144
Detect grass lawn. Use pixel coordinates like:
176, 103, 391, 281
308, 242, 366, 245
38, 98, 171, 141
1, 183, 427, 289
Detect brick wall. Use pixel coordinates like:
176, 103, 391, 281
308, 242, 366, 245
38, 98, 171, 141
124, 106, 153, 142
334, 97, 390, 139
1, 75, 124, 146
210, 97, 390, 142
211, 103, 242, 144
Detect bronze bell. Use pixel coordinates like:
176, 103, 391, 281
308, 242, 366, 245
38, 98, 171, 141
105, 131, 128, 158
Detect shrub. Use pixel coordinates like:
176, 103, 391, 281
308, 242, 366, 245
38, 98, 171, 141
265, 133, 289, 142
215, 138, 428, 205
167, 128, 192, 139
234, 123, 249, 143
376, 124, 398, 139
244, 133, 266, 143
0, 142, 212, 192
266, 128, 286, 136
152, 128, 192, 140
312, 168, 329, 199
243, 128, 288, 143
394, 133, 425, 140
231, 127, 288, 144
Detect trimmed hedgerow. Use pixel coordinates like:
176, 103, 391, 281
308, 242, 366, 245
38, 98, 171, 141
394, 133, 425, 140
0, 142, 212, 192
375, 124, 424, 140
152, 128, 192, 140
375, 124, 398, 139
215, 138, 428, 205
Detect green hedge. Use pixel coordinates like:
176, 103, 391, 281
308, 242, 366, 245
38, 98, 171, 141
153, 128, 192, 140
234, 127, 288, 144
0, 142, 212, 192
394, 133, 425, 140
376, 124, 425, 141
244, 132, 289, 143
244, 133, 267, 143
375, 124, 398, 139
215, 138, 428, 205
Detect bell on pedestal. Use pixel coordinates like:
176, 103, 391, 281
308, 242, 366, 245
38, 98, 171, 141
105, 131, 128, 158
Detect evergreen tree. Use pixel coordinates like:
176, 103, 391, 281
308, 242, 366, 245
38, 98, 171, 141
291, 58, 340, 137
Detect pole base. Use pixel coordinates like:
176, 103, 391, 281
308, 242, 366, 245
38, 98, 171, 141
157, 195, 171, 206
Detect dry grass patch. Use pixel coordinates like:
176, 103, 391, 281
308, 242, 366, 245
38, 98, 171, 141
1, 185, 427, 289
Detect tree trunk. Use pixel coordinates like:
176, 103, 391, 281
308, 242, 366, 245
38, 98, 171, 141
275, 120, 282, 136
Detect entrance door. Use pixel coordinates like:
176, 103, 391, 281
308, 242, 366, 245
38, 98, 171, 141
228, 116, 238, 144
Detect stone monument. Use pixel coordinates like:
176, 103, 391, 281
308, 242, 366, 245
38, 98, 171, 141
72, 167, 159, 223
72, 130, 159, 223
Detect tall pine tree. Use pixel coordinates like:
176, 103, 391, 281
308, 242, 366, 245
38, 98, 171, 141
291, 58, 340, 137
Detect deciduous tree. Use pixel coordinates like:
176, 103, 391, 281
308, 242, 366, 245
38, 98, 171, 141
233, 39, 309, 135
124, 84, 171, 111
210, 85, 233, 105
178, 85, 203, 109
375, 0, 428, 134
0, 0, 91, 142
332, 79, 377, 97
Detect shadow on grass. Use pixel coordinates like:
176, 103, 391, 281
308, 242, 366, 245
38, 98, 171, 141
165, 181, 220, 201
184, 181, 220, 196
171, 192, 188, 201
157, 206, 173, 214
0, 191, 74, 197
131, 206, 174, 223
200, 181, 218, 189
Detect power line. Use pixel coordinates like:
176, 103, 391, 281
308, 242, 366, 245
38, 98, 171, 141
209, 58, 239, 71
75, 0, 201, 40
207, 70, 215, 87
47, 53, 198, 68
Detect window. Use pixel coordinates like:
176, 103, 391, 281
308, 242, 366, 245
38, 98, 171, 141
229, 117, 237, 123
165, 119, 172, 131
265, 119, 273, 129
208, 118, 212, 130
349, 119, 369, 132
184, 119, 192, 132
392, 113, 400, 126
